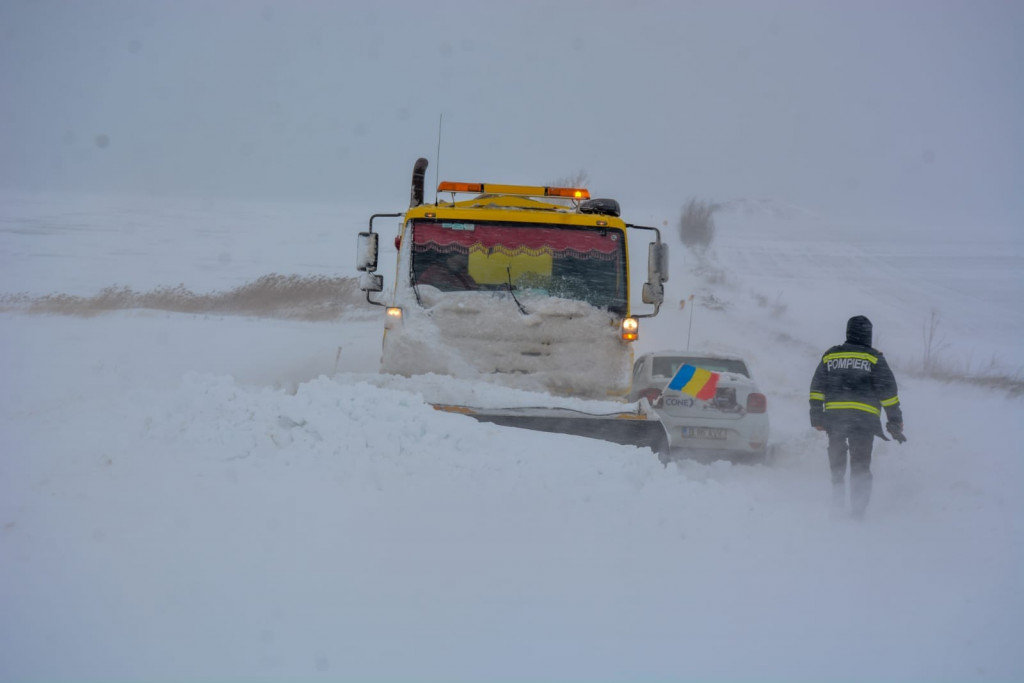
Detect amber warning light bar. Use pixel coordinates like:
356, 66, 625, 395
437, 182, 590, 200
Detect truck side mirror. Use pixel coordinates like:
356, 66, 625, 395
642, 281, 664, 305
642, 241, 668, 306
360, 271, 384, 293
356, 232, 379, 272
648, 242, 669, 284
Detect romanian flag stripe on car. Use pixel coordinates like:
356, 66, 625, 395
667, 364, 720, 400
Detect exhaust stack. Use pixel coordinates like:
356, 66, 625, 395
410, 157, 429, 207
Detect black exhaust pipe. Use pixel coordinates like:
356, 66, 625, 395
410, 157, 428, 207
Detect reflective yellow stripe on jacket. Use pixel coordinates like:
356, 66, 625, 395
809, 391, 825, 401
824, 401, 880, 416
823, 351, 879, 364
881, 395, 900, 407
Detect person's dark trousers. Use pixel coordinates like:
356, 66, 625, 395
827, 427, 875, 518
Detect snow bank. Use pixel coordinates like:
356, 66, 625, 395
1, 193, 1022, 681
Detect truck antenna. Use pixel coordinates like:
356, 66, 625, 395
434, 113, 443, 204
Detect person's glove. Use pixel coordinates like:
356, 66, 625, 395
886, 421, 907, 444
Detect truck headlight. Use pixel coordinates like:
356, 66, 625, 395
385, 307, 403, 329
620, 316, 639, 341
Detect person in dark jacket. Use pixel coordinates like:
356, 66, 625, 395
810, 315, 906, 519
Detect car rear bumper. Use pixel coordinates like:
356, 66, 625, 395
661, 415, 769, 452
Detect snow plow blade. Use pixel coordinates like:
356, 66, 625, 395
433, 404, 670, 456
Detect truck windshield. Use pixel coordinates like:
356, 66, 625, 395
411, 220, 628, 315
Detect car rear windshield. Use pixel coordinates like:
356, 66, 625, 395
651, 356, 750, 378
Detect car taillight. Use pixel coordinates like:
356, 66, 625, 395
746, 392, 767, 413
639, 388, 662, 406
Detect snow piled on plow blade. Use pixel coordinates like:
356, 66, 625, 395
434, 404, 670, 456
381, 288, 635, 399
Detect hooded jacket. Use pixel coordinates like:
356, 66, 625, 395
809, 316, 902, 435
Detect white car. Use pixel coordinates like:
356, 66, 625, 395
630, 351, 770, 461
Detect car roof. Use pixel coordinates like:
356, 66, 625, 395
638, 350, 748, 362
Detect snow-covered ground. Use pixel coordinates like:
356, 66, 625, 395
1, 191, 1022, 681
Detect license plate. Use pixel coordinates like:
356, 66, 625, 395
681, 426, 729, 440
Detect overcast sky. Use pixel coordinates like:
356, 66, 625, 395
2, 0, 1021, 228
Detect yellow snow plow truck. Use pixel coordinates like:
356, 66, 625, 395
356, 158, 670, 454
